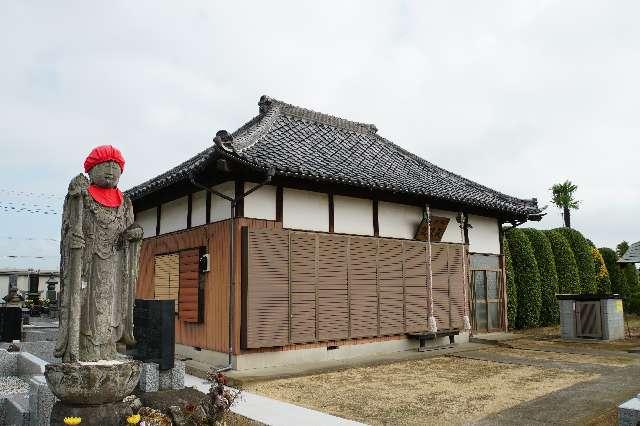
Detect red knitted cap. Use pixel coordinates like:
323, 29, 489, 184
83, 145, 125, 173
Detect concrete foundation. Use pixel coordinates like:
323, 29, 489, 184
179, 333, 469, 371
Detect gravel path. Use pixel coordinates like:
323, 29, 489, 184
0, 376, 29, 396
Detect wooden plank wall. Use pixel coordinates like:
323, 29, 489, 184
242, 227, 469, 350
178, 249, 200, 322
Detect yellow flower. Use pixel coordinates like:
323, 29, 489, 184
64, 417, 82, 425
126, 414, 141, 424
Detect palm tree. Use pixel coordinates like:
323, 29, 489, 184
550, 180, 580, 228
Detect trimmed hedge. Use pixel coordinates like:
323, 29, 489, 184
599, 248, 628, 299
556, 228, 597, 294
545, 230, 581, 294
591, 247, 611, 295
623, 264, 639, 305
522, 228, 559, 325
505, 228, 541, 328
504, 239, 517, 328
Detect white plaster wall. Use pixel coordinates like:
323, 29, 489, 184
211, 181, 235, 222
191, 190, 207, 227
282, 188, 329, 232
160, 196, 188, 235
333, 195, 373, 235
135, 207, 157, 238
16, 275, 29, 292
468, 214, 500, 254
431, 208, 463, 243
244, 183, 277, 220
378, 201, 422, 239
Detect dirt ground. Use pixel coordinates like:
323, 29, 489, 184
245, 315, 640, 425
246, 356, 596, 425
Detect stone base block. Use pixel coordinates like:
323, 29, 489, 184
158, 360, 185, 391
49, 401, 133, 426
619, 395, 640, 426
138, 362, 159, 393
28, 375, 57, 426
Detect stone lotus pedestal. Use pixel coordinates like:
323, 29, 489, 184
44, 359, 141, 426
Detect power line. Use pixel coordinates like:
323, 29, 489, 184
2, 201, 60, 209
0, 255, 59, 259
0, 236, 59, 242
0, 189, 64, 199
0, 204, 60, 215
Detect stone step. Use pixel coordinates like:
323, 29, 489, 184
6, 394, 30, 425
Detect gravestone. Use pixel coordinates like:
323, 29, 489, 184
133, 299, 175, 370
0, 306, 22, 342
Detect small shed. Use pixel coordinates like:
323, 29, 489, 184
557, 294, 624, 340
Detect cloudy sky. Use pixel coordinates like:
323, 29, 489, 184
1, 1, 639, 270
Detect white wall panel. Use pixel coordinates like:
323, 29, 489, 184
378, 201, 422, 239
160, 196, 188, 235
244, 183, 277, 220
431, 208, 463, 243
333, 195, 373, 235
283, 188, 329, 232
135, 207, 157, 239
468, 214, 500, 254
211, 181, 235, 223
191, 190, 207, 227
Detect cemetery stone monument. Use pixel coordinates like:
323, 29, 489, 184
133, 299, 175, 370
45, 145, 144, 426
0, 306, 22, 342
3, 274, 24, 305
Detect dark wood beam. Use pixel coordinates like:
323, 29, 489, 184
373, 199, 379, 236
328, 193, 334, 233
186, 193, 193, 229
155, 205, 161, 236
205, 190, 212, 224
276, 185, 283, 222
235, 180, 245, 217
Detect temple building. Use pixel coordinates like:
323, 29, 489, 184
127, 95, 541, 370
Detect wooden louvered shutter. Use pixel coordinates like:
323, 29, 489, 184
378, 239, 405, 335
431, 243, 450, 329
178, 249, 200, 323
404, 241, 429, 332
349, 237, 379, 338
243, 228, 289, 349
448, 244, 466, 329
317, 234, 349, 341
154, 253, 179, 311
290, 232, 317, 344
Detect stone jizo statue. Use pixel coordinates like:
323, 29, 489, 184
55, 145, 143, 362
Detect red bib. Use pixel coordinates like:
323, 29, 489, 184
88, 184, 123, 208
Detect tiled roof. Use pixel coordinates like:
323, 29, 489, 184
618, 241, 640, 263
127, 95, 541, 218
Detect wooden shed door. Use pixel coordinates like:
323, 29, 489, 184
576, 301, 602, 338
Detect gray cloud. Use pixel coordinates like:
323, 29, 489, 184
1, 0, 639, 269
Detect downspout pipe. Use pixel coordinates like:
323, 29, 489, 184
190, 167, 274, 372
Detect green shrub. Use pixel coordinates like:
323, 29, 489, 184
545, 230, 581, 294
622, 264, 639, 309
556, 228, 597, 294
505, 228, 541, 328
504, 239, 517, 329
522, 228, 559, 325
599, 247, 628, 299
591, 247, 611, 295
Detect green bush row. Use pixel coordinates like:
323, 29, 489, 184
522, 228, 559, 325
504, 239, 517, 328
505, 228, 541, 328
556, 228, 597, 294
